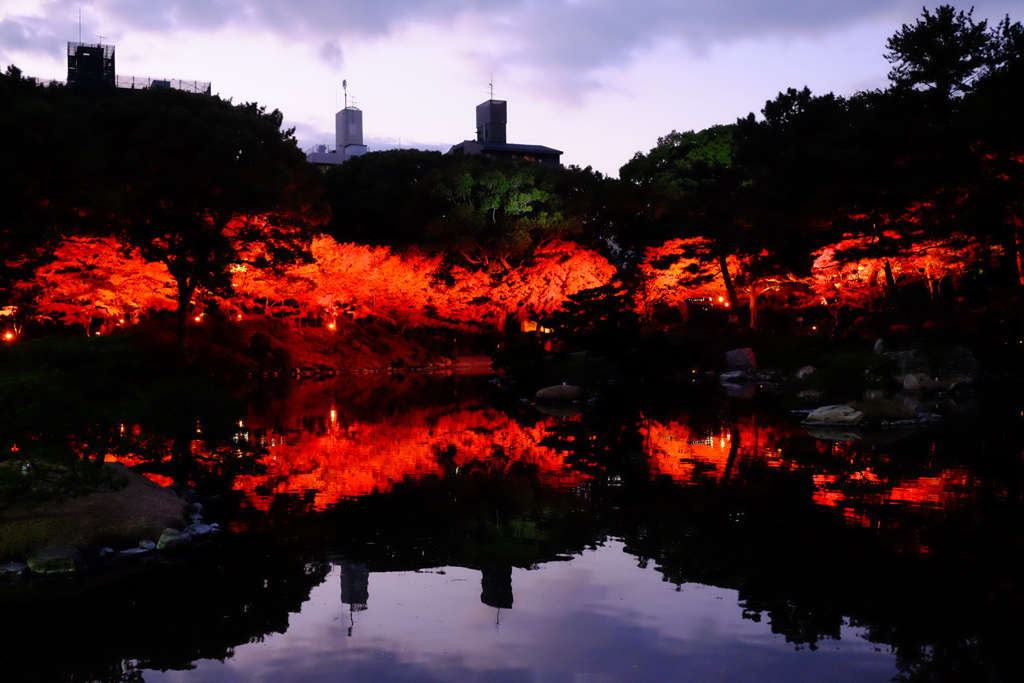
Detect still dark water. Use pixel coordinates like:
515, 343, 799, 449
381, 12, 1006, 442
3, 372, 1023, 682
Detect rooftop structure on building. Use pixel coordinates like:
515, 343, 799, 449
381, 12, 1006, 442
66, 41, 210, 94
448, 99, 561, 167
306, 105, 368, 168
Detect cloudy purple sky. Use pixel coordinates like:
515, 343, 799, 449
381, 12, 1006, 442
1, 1, 1019, 176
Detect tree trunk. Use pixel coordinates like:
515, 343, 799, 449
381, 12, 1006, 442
1015, 219, 1024, 288
747, 282, 759, 330
717, 253, 739, 318
883, 259, 898, 307
175, 278, 197, 369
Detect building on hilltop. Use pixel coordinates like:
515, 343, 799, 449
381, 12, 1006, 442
447, 99, 561, 167
67, 42, 115, 90
306, 105, 368, 169
66, 41, 210, 94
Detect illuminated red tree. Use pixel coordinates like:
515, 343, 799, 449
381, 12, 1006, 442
21, 236, 176, 334
496, 239, 616, 330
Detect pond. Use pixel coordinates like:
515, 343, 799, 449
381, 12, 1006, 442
2, 372, 1023, 682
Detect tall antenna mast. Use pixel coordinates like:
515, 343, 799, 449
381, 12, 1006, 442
343, 80, 348, 109
489, 73, 494, 100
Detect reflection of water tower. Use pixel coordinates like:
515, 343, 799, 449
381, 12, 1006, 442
481, 564, 513, 610
339, 560, 369, 636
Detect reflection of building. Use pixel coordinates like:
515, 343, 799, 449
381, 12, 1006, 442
340, 561, 369, 611
448, 99, 562, 167
306, 105, 369, 168
338, 559, 369, 636
480, 564, 513, 610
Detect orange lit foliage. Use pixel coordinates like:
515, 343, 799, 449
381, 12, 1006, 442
229, 235, 615, 333
229, 235, 442, 330
432, 265, 501, 329
300, 236, 440, 330
639, 238, 734, 318
24, 236, 176, 334
229, 406, 583, 512
497, 239, 617, 325
810, 233, 992, 310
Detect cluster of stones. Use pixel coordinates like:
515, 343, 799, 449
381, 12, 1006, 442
0, 500, 218, 579
716, 343, 982, 430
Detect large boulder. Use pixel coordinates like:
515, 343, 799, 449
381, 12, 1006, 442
535, 384, 589, 403
803, 404, 866, 427
724, 348, 757, 371
937, 346, 984, 386
886, 349, 929, 374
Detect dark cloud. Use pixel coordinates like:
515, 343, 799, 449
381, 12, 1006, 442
319, 40, 343, 70
0, 13, 77, 64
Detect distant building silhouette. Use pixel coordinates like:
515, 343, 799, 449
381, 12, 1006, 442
67, 42, 114, 91
65, 41, 210, 94
448, 99, 562, 167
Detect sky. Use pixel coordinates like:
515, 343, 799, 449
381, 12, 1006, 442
1, 1, 1019, 178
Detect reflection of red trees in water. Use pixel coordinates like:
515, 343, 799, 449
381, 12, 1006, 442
644, 416, 797, 483
231, 407, 584, 512
107, 402, 1006, 556
644, 417, 1007, 553
227, 406, 1002, 543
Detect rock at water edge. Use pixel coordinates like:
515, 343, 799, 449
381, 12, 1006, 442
27, 545, 82, 575
156, 528, 190, 551
725, 348, 757, 371
535, 385, 588, 402
803, 404, 866, 426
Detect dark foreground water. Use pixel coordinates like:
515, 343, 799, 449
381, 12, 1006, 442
2, 373, 1023, 682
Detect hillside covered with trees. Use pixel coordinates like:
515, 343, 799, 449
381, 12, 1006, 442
1, 5, 1021, 368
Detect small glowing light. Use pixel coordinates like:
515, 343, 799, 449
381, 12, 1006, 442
718, 297, 724, 303
3, 332, 13, 341
194, 316, 202, 322
238, 420, 244, 428
328, 322, 336, 330
724, 302, 730, 307
118, 319, 125, 324
237, 314, 243, 320
812, 326, 817, 330
330, 409, 337, 422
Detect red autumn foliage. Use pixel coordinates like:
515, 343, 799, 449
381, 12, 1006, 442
21, 236, 176, 334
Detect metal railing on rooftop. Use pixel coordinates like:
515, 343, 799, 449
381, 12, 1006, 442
116, 75, 212, 94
